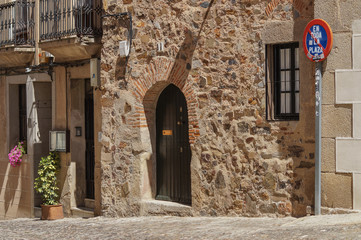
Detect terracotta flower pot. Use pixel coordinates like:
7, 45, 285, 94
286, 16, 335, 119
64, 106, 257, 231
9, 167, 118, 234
41, 204, 64, 220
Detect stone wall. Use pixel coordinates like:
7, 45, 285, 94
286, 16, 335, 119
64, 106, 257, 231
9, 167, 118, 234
315, 0, 361, 210
0, 76, 33, 220
99, 0, 315, 217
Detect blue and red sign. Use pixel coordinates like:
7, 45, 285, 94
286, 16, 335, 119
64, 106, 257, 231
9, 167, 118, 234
303, 19, 333, 62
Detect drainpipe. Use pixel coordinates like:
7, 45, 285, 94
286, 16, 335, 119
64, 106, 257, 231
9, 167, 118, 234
35, 0, 40, 66
315, 62, 322, 215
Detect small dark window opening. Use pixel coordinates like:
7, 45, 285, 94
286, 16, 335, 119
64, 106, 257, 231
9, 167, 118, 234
19, 84, 27, 141
266, 42, 300, 120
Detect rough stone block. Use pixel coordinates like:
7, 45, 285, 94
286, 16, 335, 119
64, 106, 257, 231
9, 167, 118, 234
261, 21, 294, 44
316, 0, 361, 32
321, 173, 352, 208
352, 20, 361, 35
353, 173, 361, 210
336, 138, 361, 173
314, 0, 344, 32
322, 72, 335, 104
326, 33, 352, 71
335, 70, 361, 103
321, 71, 335, 105
322, 105, 352, 138
321, 138, 335, 173
339, 0, 361, 30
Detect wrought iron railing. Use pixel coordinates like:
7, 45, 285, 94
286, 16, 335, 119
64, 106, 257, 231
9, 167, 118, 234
40, 0, 102, 40
0, 1, 35, 47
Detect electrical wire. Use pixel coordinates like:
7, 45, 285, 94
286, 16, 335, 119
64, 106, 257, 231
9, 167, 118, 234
0, 59, 90, 77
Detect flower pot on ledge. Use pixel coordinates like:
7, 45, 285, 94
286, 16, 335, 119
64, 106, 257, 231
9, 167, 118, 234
41, 204, 64, 220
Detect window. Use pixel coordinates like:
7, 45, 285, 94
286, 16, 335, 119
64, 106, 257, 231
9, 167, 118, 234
19, 84, 27, 141
266, 42, 300, 120
9, 84, 27, 149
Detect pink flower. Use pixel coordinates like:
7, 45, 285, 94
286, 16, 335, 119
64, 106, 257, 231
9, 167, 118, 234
8, 142, 26, 167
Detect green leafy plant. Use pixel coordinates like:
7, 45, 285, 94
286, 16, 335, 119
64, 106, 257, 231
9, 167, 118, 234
34, 152, 60, 205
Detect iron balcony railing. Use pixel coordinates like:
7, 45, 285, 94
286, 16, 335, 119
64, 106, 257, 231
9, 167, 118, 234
0, 1, 35, 47
40, 0, 102, 41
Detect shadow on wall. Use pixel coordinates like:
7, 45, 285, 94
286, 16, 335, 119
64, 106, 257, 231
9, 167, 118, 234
290, 0, 316, 217
0, 159, 30, 218
116, 57, 128, 90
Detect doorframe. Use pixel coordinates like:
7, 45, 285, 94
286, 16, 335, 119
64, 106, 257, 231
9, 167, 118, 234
68, 78, 95, 206
140, 82, 193, 206
84, 79, 95, 200
5, 73, 52, 217
155, 83, 191, 204
139, 82, 170, 201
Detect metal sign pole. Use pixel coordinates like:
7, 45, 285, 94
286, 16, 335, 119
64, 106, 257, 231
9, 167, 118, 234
304, 18, 332, 216
315, 62, 322, 215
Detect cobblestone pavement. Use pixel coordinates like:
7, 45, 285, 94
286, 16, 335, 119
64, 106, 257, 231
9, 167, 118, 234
2, 213, 361, 239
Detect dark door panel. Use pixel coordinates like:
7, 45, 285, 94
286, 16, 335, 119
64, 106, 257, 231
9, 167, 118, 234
156, 84, 191, 205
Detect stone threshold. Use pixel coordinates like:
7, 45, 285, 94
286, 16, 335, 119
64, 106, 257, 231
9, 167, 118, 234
84, 198, 95, 209
35, 206, 95, 219
140, 200, 193, 217
321, 207, 361, 215
71, 207, 94, 218
34, 207, 41, 218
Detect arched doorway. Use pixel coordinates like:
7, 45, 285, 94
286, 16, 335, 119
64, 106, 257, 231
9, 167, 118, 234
155, 84, 191, 205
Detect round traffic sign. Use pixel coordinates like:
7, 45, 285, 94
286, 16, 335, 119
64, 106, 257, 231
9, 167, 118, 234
303, 19, 333, 62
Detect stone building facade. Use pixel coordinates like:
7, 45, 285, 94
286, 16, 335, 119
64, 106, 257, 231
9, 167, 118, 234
99, 0, 316, 217
316, 0, 361, 211
0, 0, 102, 219
1, 0, 361, 220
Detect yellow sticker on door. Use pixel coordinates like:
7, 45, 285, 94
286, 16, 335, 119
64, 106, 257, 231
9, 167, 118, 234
163, 130, 173, 136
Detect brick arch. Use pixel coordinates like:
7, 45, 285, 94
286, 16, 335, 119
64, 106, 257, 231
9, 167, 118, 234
265, 0, 309, 17
129, 56, 200, 144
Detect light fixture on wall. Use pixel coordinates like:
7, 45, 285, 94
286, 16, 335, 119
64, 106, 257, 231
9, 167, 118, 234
90, 58, 100, 87
119, 40, 130, 57
39, 51, 54, 64
157, 42, 164, 52
49, 131, 69, 152
75, 127, 82, 137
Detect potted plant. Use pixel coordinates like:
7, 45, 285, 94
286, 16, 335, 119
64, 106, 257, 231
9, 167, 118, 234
34, 151, 64, 220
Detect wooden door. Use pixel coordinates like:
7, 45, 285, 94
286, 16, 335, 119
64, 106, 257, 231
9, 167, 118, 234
156, 84, 191, 205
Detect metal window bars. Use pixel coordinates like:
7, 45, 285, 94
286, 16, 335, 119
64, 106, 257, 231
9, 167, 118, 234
40, 0, 102, 41
0, 1, 35, 47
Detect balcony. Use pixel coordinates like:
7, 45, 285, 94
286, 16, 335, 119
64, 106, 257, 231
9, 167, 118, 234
39, 0, 102, 62
0, 0, 35, 67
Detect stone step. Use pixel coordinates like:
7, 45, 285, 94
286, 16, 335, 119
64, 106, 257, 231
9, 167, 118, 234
141, 200, 193, 216
34, 207, 42, 218
84, 198, 95, 209
71, 207, 94, 218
